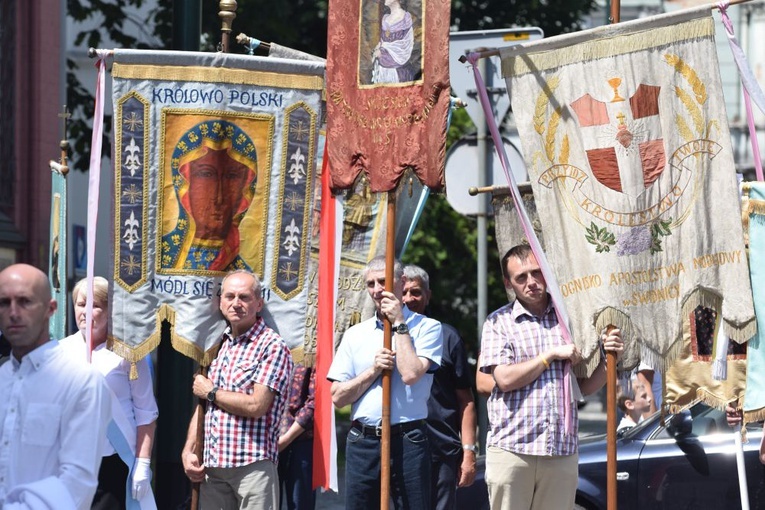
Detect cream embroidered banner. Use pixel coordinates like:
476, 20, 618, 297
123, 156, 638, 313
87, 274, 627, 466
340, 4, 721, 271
109, 50, 324, 365
501, 8, 756, 374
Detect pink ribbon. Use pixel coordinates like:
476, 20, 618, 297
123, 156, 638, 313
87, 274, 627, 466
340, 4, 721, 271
85, 51, 109, 362
717, 2, 764, 182
466, 54, 575, 433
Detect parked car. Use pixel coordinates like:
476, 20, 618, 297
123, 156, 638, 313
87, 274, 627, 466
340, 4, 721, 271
576, 401, 765, 510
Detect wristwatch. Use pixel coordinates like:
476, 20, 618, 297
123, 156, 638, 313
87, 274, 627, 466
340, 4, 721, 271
207, 386, 218, 403
462, 444, 477, 453
392, 322, 409, 335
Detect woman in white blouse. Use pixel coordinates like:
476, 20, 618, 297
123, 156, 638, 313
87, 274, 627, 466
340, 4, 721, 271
60, 277, 158, 509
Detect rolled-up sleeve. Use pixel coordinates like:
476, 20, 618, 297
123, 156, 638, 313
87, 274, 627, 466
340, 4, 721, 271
480, 311, 514, 373
129, 357, 158, 426
411, 316, 442, 369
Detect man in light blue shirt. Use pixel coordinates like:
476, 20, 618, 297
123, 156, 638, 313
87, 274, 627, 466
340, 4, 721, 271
328, 256, 442, 510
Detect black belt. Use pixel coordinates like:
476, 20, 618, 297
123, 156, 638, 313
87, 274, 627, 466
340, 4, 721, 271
351, 419, 425, 438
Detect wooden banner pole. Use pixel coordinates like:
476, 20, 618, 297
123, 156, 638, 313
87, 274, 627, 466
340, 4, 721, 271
190, 365, 208, 510
380, 192, 396, 510
192, 4, 238, 508
610, 0, 621, 23
606, 348, 618, 510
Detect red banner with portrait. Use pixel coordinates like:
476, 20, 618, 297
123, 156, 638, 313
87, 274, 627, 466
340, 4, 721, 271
326, 0, 450, 192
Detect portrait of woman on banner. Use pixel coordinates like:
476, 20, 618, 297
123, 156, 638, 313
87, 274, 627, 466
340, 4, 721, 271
360, 0, 423, 86
161, 120, 259, 273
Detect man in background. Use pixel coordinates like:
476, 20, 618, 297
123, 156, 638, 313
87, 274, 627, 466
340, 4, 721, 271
403, 264, 477, 510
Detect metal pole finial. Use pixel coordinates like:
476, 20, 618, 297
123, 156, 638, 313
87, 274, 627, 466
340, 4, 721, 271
219, 1, 237, 52
219, 0, 237, 31
57, 105, 71, 175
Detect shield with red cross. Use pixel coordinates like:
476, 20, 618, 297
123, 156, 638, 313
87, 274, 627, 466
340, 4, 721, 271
569, 83, 666, 197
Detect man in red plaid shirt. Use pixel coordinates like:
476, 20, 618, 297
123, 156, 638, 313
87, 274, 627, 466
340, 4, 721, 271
182, 270, 294, 509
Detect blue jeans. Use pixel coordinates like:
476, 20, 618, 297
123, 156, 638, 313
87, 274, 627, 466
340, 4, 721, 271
344, 423, 431, 510
278, 439, 316, 510
431, 453, 459, 510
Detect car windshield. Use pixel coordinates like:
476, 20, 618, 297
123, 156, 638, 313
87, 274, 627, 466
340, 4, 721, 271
649, 401, 763, 440
617, 402, 737, 440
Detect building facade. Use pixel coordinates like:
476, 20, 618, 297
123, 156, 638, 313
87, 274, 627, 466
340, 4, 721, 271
0, 0, 64, 270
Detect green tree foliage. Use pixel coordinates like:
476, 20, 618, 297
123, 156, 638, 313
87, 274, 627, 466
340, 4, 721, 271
451, 0, 596, 37
199, 1, 329, 55
66, 0, 170, 171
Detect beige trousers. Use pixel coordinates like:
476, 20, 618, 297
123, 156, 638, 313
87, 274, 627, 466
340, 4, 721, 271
201, 460, 279, 510
485, 447, 578, 510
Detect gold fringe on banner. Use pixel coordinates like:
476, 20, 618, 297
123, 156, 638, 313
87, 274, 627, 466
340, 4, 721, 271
695, 387, 737, 412
745, 198, 765, 218
575, 306, 637, 378
113, 63, 324, 91
573, 350, 603, 379
108, 303, 221, 376
502, 13, 714, 78
744, 407, 765, 425
665, 301, 747, 416
724, 316, 758, 344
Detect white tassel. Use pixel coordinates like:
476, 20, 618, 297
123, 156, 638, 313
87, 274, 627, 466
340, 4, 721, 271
712, 322, 729, 381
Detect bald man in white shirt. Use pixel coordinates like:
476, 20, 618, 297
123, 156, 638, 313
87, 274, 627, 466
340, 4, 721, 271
0, 264, 111, 510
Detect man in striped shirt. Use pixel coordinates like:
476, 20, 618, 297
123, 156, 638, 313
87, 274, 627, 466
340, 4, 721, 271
182, 270, 293, 510
479, 244, 623, 510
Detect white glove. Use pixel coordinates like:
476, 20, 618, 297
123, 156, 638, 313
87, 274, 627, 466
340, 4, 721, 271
131, 457, 153, 501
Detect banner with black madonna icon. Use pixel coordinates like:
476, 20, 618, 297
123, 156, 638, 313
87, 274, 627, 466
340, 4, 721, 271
109, 49, 324, 366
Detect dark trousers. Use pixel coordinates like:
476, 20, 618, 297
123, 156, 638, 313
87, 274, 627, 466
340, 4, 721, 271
278, 439, 316, 510
344, 423, 431, 510
92, 453, 128, 510
430, 453, 460, 510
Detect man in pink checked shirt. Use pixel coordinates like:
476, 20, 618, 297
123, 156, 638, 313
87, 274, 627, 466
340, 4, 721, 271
479, 244, 624, 510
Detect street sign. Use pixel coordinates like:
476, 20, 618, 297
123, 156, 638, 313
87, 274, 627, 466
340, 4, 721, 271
449, 28, 544, 126
445, 134, 527, 216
